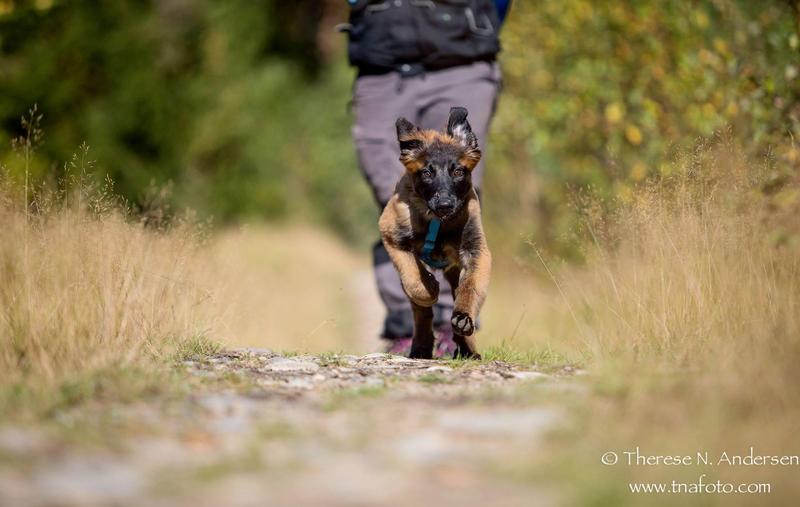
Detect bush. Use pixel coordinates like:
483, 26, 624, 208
0, 1, 374, 242
489, 0, 800, 254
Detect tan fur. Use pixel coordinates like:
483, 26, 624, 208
451, 198, 491, 317
379, 200, 439, 307
399, 130, 480, 172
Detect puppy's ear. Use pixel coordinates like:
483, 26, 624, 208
446, 107, 478, 151
396, 117, 422, 152
396, 117, 425, 170
447, 107, 481, 169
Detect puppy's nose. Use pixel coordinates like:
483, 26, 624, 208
435, 198, 455, 212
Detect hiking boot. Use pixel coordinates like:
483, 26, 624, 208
434, 326, 457, 359
384, 337, 412, 356
384, 328, 456, 358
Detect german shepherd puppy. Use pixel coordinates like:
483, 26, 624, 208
379, 107, 491, 359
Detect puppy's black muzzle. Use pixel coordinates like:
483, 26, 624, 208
430, 195, 459, 220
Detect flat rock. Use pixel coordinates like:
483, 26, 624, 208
360, 352, 389, 360
511, 371, 549, 380
265, 358, 320, 372
425, 365, 453, 373
236, 347, 274, 356
286, 378, 315, 390
387, 355, 417, 364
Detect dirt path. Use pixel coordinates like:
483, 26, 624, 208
0, 350, 574, 507
349, 268, 386, 354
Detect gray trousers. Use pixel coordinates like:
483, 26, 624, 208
351, 61, 501, 338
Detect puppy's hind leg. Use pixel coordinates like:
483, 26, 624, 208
408, 302, 436, 359
444, 267, 481, 360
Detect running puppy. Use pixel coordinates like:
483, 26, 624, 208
379, 107, 491, 359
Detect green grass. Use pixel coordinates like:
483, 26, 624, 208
2, 365, 173, 421
1, 337, 232, 446
441, 342, 580, 372
323, 385, 387, 411
1, 335, 222, 425
317, 351, 348, 367
481, 344, 581, 370
280, 350, 303, 357
418, 373, 451, 384
173, 335, 222, 362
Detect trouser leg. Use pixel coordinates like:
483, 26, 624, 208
415, 61, 501, 190
353, 73, 415, 338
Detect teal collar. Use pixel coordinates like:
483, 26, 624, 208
420, 218, 450, 269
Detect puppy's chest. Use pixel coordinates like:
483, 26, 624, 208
407, 227, 462, 264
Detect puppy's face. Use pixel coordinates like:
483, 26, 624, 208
396, 107, 481, 221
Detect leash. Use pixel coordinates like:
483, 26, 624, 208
420, 218, 450, 269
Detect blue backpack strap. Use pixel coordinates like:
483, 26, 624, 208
495, 0, 511, 25
420, 218, 450, 269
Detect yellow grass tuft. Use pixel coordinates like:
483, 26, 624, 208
0, 175, 223, 416
524, 139, 800, 505
566, 141, 800, 387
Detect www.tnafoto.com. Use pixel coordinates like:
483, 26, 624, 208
628, 475, 770, 494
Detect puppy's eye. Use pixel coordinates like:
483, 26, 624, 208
421, 168, 433, 179
452, 167, 465, 178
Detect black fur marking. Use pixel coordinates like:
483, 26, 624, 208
446, 107, 478, 150
459, 216, 483, 266
446, 107, 468, 131
393, 225, 415, 250
426, 140, 465, 163
409, 302, 435, 359
396, 117, 419, 138
399, 138, 424, 153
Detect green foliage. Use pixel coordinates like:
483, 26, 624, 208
0, 1, 374, 241
490, 0, 800, 254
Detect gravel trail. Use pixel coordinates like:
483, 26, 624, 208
0, 349, 571, 507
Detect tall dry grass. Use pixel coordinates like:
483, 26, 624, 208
533, 138, 800, 505
1, 131, 223, 416
563, 139, 800, 385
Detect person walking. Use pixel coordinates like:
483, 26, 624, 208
343, 0, 510, 356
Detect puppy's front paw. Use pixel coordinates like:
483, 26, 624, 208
451, 311, 474, 336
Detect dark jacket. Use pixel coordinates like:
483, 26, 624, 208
345, 0, 502, 76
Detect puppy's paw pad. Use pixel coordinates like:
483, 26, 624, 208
451, 311, 474, 336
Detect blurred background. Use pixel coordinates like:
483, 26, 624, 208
1, 0, 799, 352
